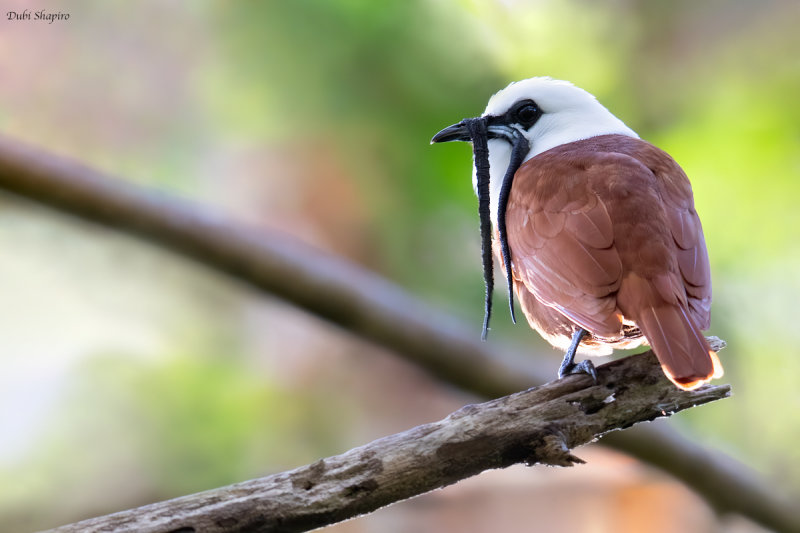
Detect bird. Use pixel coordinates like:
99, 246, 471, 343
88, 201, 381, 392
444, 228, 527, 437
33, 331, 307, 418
431, 77, 722, 390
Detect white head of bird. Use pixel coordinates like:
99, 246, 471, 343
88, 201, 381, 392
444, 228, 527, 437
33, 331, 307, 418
434, 77, 639, 224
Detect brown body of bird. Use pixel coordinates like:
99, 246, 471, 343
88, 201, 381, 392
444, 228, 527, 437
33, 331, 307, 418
433, 77, 722, 390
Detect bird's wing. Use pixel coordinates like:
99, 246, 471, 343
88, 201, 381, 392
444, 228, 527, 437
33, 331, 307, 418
505, 139, 716, 388
505, 144, 712, 334
504, 154, 627, 338
654, 161, 712, 329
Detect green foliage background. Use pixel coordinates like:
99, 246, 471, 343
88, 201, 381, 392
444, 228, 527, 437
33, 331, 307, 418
0, 0, 798, 531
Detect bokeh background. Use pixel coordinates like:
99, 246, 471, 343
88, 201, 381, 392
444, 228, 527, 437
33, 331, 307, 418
1, 1, 798, 532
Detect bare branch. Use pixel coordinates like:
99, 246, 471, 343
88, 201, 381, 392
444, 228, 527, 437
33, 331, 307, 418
0, 136, 797, 532
0, 135, 545, 398
45, 351, 729, 533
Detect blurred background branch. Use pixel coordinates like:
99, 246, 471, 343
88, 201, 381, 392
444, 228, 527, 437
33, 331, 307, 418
0, 137, 797, 533
48, 350, 731, 533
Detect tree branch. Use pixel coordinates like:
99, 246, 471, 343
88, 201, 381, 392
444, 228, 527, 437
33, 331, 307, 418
0, 135, 544, 398
0, 136, 797, 532
46, 351, 730, 533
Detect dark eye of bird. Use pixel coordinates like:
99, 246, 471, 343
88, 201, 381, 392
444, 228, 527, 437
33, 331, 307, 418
513, 100, 540, 127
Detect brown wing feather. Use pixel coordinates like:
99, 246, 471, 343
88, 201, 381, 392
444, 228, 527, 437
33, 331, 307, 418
506, 155, 625, 338
503, 135, 718, 389
643, 141, 712, 328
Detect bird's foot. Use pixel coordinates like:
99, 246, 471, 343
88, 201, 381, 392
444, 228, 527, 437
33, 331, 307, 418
558, 358, 597, 382
557, 328, 596, 383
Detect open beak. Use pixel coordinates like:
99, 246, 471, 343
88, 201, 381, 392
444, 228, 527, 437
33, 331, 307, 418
431, 120, 472, 144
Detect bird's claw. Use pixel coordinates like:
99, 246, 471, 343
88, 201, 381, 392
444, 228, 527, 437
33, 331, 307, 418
558, 359, 597, 382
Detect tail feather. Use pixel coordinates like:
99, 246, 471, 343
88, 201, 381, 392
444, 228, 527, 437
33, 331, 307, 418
637, 304, 722, 390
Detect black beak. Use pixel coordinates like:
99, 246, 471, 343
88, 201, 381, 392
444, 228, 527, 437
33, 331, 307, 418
431, 120, 472, 144
432, 119, 524, 146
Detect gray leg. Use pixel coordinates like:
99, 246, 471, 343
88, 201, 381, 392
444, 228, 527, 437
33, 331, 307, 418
558, 328, 597, 382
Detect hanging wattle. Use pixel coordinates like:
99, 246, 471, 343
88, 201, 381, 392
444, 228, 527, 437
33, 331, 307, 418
464, 119, 528, 339
465, 118, 494, 340
497, 131, 530, 325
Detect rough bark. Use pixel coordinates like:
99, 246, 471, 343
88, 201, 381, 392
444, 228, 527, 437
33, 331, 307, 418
46, 350, 729, 533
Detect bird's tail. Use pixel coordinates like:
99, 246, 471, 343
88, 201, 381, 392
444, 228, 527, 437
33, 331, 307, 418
637, 304, 723, 390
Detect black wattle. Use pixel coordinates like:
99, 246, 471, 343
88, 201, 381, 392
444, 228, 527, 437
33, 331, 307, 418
465, 117, 494, 340
497, 132, 530, 325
